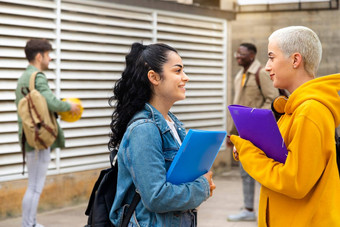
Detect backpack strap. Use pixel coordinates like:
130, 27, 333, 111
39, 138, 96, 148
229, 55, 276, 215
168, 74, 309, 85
121, 191, 141, 227
254, 66, 262, 90
29, 71, 39, 91
21, 132, 26, 175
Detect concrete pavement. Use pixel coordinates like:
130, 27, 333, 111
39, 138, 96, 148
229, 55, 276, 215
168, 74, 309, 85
0, 167, 260, 227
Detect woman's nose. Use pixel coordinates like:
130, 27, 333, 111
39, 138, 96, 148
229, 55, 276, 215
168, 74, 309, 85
265, 60, 271, 72
182, 72, 189, 81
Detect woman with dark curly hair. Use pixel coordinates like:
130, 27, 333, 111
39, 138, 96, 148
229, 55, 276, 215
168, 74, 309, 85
108, 42, 215, 226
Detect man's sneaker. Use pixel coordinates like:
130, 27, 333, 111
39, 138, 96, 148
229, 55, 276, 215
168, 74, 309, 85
34, 224, 45, 227
227, 209, 256, 222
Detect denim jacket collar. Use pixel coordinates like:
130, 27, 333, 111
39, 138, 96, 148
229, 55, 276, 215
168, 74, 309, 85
131, 103, 184, 135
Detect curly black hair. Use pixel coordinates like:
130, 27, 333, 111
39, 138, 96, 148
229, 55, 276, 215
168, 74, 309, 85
108, 42, 178, 151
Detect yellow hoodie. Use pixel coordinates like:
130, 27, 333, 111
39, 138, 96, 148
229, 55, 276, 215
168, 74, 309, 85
231, 74, 340, 227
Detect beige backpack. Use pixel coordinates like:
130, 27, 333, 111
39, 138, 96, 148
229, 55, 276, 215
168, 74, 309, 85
18, 72, 58, 151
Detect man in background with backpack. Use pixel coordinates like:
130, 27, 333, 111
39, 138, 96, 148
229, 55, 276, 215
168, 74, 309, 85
15, 39, 79, 227
226, 43, 279, 222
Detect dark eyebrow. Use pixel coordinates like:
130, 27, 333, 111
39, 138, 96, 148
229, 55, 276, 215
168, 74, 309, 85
172, 64, 183, 68
268, 51, 274, 56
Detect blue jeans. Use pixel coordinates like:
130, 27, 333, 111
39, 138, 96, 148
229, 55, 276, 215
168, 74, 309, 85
22, 148, 50, 227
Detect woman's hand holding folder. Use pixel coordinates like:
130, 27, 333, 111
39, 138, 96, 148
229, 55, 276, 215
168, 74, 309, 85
203, 171, 216, 197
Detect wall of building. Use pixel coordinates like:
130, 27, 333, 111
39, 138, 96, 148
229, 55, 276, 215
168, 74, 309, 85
230, 8, 340, 78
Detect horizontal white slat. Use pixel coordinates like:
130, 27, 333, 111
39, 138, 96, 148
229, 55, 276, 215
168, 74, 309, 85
185, 90, 223, 96
60, 145, 109, 158
176, 97, 224, 104
60, 117, 111, 129
0, 59, 32, 69
0, 143, 20, 154
157, 14, 224, 30
0, 101, 16, 111
0, 80, 18, 90
0, 14, 56, 29
60, 31, 152, 44
186, 83, 224, 89
186, 75, 223, 82
61, 11, 153, 29
157, 33, 223, 45
0, 47, 25, 58
61, 22, 153, 38
0, 59, 57, 70
60, 61, 124, 71
157, 24, 223, 38
60, 41, 131, 54
60, 80, 114, 89
0, 91, 15, 100
0, 132, 18, 143
63, 126, 110, 138
61, 2, 152, 21
58, 99, 110, 109
81, 109, 112, 118
184, 119, 225, 128
0, 153, 22, 165
176, 112, 224, 121
180, 51, 223, 60
0, 122, 18, 133
65, 135, 108, 148
59, 155, 109, 168
59, 90, 112, 99
183, 59, 223, 67
171, 104, 224, 113
60, 71, 121, 80
0, 165, 23, 177
0, 69, 57, 79
183, 67, 223, 74
158, 40, 223, 53
0, 0, 56, 8
61, 52, 125, 62
0, 2, 56, 19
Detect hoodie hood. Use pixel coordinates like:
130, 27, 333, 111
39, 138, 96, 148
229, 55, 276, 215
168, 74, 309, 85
285, 74, 340, 127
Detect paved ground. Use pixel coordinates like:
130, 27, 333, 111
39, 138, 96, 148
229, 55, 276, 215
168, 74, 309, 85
0, 167, 260, 227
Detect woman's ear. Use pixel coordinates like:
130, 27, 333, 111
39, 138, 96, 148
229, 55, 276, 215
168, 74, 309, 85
148, 70, 161, 86
292, 52, 302, 68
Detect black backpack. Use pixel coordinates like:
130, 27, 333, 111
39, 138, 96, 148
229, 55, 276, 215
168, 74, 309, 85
84, 119, 162, 227
84, 148, 140, 227
336, 130, 340, 177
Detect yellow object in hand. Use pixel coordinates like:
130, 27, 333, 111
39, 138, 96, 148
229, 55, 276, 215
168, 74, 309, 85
58, 97, 83, 122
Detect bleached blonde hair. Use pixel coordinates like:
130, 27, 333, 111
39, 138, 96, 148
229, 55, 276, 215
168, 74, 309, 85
269, 26, 322, 76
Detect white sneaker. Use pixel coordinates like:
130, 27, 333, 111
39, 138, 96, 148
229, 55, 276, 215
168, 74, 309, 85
227, 209, 256, 222
34, 223, 45, 227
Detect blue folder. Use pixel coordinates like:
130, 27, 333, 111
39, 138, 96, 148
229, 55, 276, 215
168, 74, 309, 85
166, 129, 227, 185
228, 105, 288, 163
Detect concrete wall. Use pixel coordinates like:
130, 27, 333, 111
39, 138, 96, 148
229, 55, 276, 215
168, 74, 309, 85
230, 9, 340, 78
0, 169, 98, 219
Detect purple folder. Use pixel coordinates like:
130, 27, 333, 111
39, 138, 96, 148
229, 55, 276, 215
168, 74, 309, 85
228, 105, 288, 163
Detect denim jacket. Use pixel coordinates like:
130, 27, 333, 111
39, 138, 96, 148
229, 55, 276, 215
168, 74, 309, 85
109, 103, 210, 227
